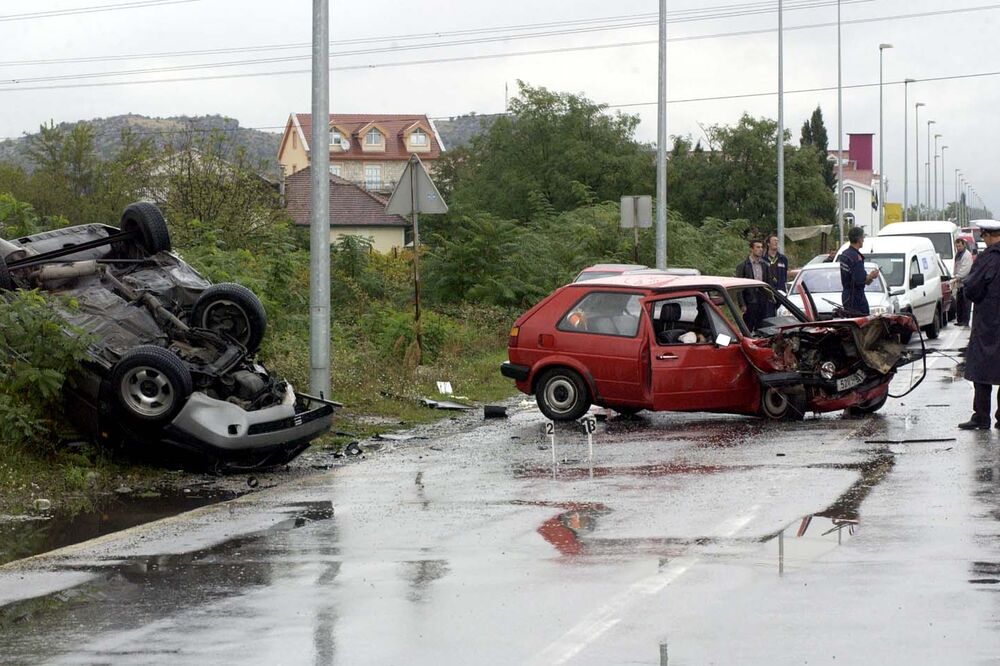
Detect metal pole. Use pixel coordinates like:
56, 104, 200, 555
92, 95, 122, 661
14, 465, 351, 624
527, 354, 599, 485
926, 120, 935, 213
655, 0, 668, 269
878, 44, 892, 231
903, 79, 914, 221
915, 103, 923, 221
309, 0, 331, 399
940, 146, 947, 218
955, 170, 960, 225
836, 0, 844, 242
410, 159, 423, 362
776, 0, 785, 252
933, 133, 940, 214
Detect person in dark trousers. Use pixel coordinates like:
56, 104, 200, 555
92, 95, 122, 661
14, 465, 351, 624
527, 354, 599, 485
765, 233, 789, 294
735, 239, 771, 331
959, 220, 1000, 429
953, 237, 974, 326
839, 226, 880, 315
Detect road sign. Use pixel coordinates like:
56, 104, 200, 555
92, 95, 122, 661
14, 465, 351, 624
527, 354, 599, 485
620, 195, 652, 229
386, 154, 448, 216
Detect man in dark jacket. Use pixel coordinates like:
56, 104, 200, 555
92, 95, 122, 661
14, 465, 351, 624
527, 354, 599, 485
839, 226, 880, 315
735, 239, 771, 331
959, 220, 1000, 429
765, 233, 789, 294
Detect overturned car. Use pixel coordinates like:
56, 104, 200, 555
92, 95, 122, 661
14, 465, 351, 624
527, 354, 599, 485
0, 202, 335, 470
500, 274, 918, 421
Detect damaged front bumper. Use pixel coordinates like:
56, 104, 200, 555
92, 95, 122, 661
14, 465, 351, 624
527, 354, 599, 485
163, 385, 335, 452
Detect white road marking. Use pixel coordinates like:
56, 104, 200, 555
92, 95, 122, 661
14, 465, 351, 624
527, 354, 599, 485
530, 506, 760, 666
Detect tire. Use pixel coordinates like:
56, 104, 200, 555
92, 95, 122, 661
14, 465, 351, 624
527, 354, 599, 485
923, 305, 941, 340
760, 386, 806, 421
120, 201, 171, 255
190, 283, 267, 354
535, 368, 591, 422
0, 256, 14, 291
940, 304, 949, 329
110, 345, 192, 425
849, 390, 889, 415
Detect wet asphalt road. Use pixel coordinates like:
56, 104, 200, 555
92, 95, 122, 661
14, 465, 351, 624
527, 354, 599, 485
2, 325, 999, 665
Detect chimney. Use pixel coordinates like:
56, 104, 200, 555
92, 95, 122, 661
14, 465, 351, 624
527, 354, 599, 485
848, 133, 873, 171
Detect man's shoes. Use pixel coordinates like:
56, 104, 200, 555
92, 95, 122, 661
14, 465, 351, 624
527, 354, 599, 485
959, 418, 991, 430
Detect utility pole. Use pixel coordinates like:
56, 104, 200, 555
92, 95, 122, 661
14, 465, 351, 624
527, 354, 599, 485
655, 0, 667, 269
933, 133, 941, 215
836, 0, 844, 241
878, 43, 892, 231
940, 145, 948, 218
903, 79, 914, 221
926, 120, 935, 213
914, 103, 924, 221
309, 0, 331, 399
776, 0, 785, 251
955, 170, 961, 225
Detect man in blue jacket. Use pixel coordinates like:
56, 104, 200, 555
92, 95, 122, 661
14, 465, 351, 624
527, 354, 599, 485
959, 220, 1000, 429
839, 226, 880, 315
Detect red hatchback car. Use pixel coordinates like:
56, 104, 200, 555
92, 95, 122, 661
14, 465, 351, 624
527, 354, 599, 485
501, 275, 917, 421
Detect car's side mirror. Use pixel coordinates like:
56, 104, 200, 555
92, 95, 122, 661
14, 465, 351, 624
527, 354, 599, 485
715, 333, 732, 347
910, 274, 925, 288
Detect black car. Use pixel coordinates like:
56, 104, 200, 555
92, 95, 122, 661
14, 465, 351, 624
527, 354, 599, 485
0, 202, 335, 470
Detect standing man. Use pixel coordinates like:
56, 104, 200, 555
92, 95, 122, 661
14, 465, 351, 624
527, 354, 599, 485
953, 237, 974, 326
735, 238, 771, 331
959, 220, 1000, 429
839, 226, 880, 315
765, 233, 789, 294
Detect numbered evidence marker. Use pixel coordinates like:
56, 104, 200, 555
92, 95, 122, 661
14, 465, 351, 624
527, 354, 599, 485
544, 421, 556, 476
582, 415, 597, 472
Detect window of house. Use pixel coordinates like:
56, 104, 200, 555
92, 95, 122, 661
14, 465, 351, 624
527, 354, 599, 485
365, 128, 383, 146
330, 129, 343, 147
410, 129, 428, 146
329, 164, 342, 177
843, 186, 856, 210
844, 213, 856, 227
557, 292, 642, 337
364, 165, 382, 189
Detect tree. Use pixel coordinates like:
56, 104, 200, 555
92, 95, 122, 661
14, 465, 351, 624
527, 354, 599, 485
450, 82, 654, 221
800, 106, 835, 189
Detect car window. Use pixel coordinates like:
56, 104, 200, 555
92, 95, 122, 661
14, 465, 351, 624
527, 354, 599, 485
558, 291, 642, 337
650, 295, 720, 345
867, 253, 906, 287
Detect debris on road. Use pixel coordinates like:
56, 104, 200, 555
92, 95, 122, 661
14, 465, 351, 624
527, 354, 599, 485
864, 438, 958, 444
483, 405, 507, 419
421, 398, 473, 410
344, 441, 364, 456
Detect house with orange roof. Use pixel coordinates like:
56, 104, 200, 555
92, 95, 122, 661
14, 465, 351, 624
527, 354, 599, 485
277, 113, 444, 194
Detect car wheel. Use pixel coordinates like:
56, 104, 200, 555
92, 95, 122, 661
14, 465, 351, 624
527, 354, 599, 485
111, 345, 193, 425
535, 368, 591, 422
120, 202, 171, 255
190, 283, 267, 354
0, 256, 15, 291
848, 390, 888, 415
940, 304, 948, 329
923, 306, 941, 339
760, 386, 806, 421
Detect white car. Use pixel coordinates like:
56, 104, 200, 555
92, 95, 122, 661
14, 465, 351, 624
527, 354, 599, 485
780, 262, 896, 319
878, 220, 959, 274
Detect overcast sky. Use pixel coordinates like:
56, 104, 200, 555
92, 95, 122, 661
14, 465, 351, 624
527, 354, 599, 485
3, 0, 998, 212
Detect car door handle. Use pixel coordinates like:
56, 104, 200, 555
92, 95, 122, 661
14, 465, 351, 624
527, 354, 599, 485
657, 353, 678, 360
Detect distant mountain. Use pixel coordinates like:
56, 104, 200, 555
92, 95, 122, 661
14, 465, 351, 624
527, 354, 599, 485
0, 114, 283, 176
433, 113, 504, 151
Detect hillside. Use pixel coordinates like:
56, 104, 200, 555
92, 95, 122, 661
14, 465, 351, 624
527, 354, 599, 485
0, 114, 283, 175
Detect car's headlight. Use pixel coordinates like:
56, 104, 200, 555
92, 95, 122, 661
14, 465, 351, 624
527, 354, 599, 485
869, 305, 889, 316
820, 361, 837, 380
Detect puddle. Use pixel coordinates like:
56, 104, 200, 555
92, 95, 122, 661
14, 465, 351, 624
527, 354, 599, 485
0, 489, 241, 566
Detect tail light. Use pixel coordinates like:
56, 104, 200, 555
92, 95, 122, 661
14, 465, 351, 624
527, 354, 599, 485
508, 325, 520, 347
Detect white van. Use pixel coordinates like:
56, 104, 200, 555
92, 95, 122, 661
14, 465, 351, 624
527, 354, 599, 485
835, 235, 943, 338
877, 220, 960, 274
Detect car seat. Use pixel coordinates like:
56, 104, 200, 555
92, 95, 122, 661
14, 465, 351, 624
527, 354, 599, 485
656, 302, 688, 344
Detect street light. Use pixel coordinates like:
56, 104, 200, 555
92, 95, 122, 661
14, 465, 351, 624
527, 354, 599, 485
903, 79, 915, 221
915, 103, 925, 220
776, 0, 785, 251
878, 43, 893, 231
940, 145, 948, 218
933, 133, 941, 215
926, 120, 936, 213
955, 170, 962, 225
836, 0, 844, 242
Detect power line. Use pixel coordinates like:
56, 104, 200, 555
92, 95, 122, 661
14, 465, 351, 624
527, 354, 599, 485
0, 0, 199, 22
0, 0, 879, 68
0, 2, 996, 91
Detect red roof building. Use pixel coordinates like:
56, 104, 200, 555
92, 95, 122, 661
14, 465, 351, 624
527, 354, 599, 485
284, 166, 410, 253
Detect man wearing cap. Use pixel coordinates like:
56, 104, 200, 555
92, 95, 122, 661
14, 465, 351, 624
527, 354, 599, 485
959, 219, 1000, 429
839, 226, 880, 315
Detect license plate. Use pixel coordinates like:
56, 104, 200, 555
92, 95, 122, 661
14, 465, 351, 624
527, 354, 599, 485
835, 370, 866, 392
